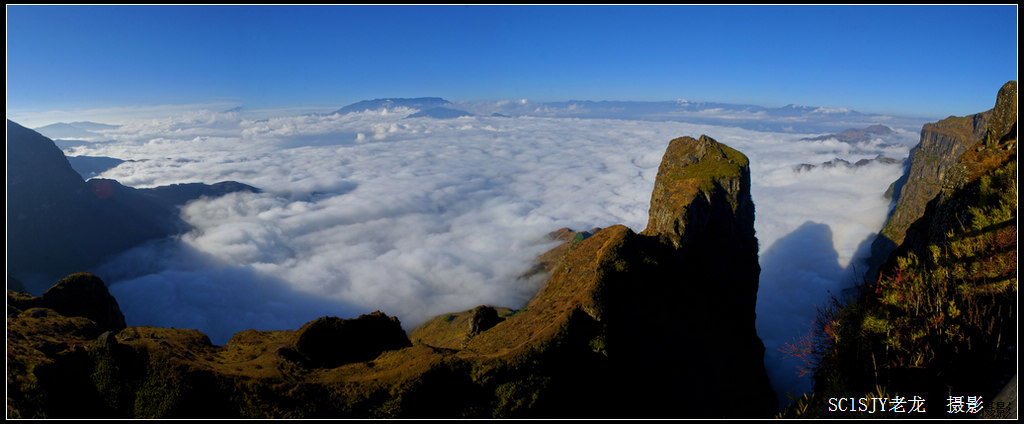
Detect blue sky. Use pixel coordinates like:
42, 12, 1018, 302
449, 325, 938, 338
6, 5, 1018, 124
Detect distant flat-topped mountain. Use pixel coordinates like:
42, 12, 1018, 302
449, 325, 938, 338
34, 121, 120, 140
332, 97, 452, 115
6, 119, 259, 293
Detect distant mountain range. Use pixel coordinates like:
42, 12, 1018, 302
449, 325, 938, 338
322, 97, 932, 133
331, 97, 452, 115
793, 154, 901, 173
800, 124, 896, 144
32, 97, 934, 136
34, 121, 120, 140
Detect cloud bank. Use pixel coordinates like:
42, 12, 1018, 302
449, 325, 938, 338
65, 107, 916, 404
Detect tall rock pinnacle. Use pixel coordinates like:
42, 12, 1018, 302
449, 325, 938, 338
642, 135, 755, 251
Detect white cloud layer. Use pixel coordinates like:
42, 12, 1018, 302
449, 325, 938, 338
67, 108, 917, 404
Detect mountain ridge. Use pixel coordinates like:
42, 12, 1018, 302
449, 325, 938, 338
6, 119, 260, 293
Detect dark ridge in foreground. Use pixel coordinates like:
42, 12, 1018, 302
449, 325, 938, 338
7, 135, 776, 418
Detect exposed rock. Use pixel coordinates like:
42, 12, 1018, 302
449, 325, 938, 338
291, 312, 412, 368
466, 305, 504, 338
408, 305, 516, 350
41, 273, 127, 331
885, 81, 1017, 272
866, 106, 992, 276
790, 81, 1017, 419
985, 81, 1017, 148
641, 135, 754, 253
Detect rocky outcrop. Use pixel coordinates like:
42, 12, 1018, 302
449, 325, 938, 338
985, 81, 1017, 148
784, 81, 1017, 419
885, 80, 1017, 271
290, 313, 412, 368
7, 135, 776, 418
866, 105, 992, 275
39, 273, 127, 331
642, 135, 754, 251
6, 120, 259, 293
7, 273, 126, 331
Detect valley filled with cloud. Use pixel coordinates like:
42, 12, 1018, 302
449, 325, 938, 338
54, 103, 921, 400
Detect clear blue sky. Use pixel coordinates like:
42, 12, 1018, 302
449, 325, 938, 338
6, 5, 1018, 123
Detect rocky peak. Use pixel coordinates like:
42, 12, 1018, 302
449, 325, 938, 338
985, 80, 1017, 148
869, 81, 1016, 276
641, 135, 754, 252
39, 273, 127, 331
289, 311, 412, 368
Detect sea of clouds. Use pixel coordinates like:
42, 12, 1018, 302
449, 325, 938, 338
61, 105, 920, 403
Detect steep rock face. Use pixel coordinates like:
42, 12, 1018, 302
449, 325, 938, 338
888, 80, 1017, 270
784, 81, 1017, 418
867, 107, 992, 274
985, 80, 1017, 148
6, 135, 776, 418
6, 120, 258, 293
642, 136, 752, 249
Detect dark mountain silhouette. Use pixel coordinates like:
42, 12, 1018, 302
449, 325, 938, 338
66, 155, 127, 179
6, 119, 259, 293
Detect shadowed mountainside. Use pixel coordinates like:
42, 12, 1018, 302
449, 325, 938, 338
6, 120, 260, 293
7, 135, 777, 418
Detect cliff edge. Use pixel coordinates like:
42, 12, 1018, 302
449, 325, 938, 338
7, 135, 776, 418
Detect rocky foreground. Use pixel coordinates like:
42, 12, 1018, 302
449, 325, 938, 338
7, 135, 776, 418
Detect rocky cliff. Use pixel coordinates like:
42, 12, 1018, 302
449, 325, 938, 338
867, 105, 993, 275
6, 135, 776, 418
6, 120, 259, 293
781, 81, 1017, 418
